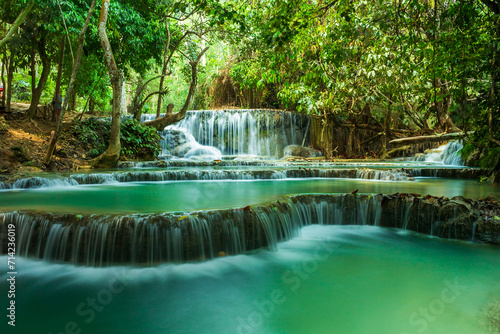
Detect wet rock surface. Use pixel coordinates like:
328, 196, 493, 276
403, 167, 486, 179
283, 145, 322, 158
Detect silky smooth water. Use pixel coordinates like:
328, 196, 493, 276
1, 225, 499, 334
0, 178, 498, 214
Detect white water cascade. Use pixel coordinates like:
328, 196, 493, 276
413, 140, 465, 166
141, 110, 310, 159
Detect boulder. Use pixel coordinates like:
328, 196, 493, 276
162, 129, 191, 149
283, 145, 322, 158
174, 143, 196, 157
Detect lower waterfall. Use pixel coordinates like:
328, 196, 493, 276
2, 193, 496, 266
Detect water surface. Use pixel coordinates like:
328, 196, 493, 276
1, 225, 499, 334
0, 178, 497, 214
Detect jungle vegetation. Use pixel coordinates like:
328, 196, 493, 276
0, 0, 498, 171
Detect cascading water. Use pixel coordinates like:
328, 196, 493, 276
0, 168, 417, 189
141, 109, 310, 159
442, 140, 465, 165
3, 193, 494, 266
413, 140, 465, 166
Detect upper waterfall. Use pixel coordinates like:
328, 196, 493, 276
141, 109, 310, 159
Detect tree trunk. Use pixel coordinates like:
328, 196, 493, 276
30, 47, 36, 96
52, 36, 65, 121
27, 36, 50, 120
90, 0, 123, 168
381, 145, 411, 159
44, 0, 97, 165
389, 131, 473, 147
1, 50, 6, 108
130, 75, 169, 121
143, 47, 209, 131
142, 103, 175, 130
488, 16, 500, 147
434, 79, 461, 133
493, 157, 500, 185
321, 115, 333, 159
381, 98, 392, 156
156, 19, 171, 119
6, 53, 14, 113
132, 75, 144, 121
68, 89, 77, 111
89, 97, 95, 115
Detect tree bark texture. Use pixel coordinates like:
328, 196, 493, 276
44, 0, 97, 165
156, 19, 171, 119
27, 36, 51, 120
90, 0, 123, 168
389, 132, 473, 147
52, 36, 65, 121
6, 53, 14, 113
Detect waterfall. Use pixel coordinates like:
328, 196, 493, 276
1, 193, 487, 266
412, 141, 465, 166
441, 140, 465, 165
355, 169, 414, 181
141, 110, 309, 159
0, 168, 417, 189
2, 166, 487, 190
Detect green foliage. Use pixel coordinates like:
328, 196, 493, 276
72, 117, 161, 159
2, 0, 499, 165
462, 138, 500, 169
120, 119, 161, 158
0, 117, 9, 134
12, 80, 30, 101
222, 0, 500, 164
71, 118, 111, 158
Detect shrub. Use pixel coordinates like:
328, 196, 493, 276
462, 135, 500, 169
120, 119, 161, 159
71, 117, 111, 158
71, 117, 161, 159
0, 117, 9, 134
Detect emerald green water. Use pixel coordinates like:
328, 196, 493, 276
0, 177, 498, 214
2, 225, 499, 334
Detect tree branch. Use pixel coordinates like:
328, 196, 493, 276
56, 0, 75, 65
44, 0, 98, 165
0, 1, 35, 49
143, 46, 209, 131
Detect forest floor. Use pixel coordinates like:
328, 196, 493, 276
0, 103, 88, 183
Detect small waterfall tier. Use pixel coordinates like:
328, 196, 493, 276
0, 168, 418, 189
413, 140, 465, 166
1, 167, 488, 189
1, 193, 498, 266
141, 110, 310, 159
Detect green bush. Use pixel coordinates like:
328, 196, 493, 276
120, 119, 161, 158
71, 117, 161, 159
12, 80, 31, 101
71, 118, 111, 158
462, 133, 500, 169
0, 117, 9, 133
